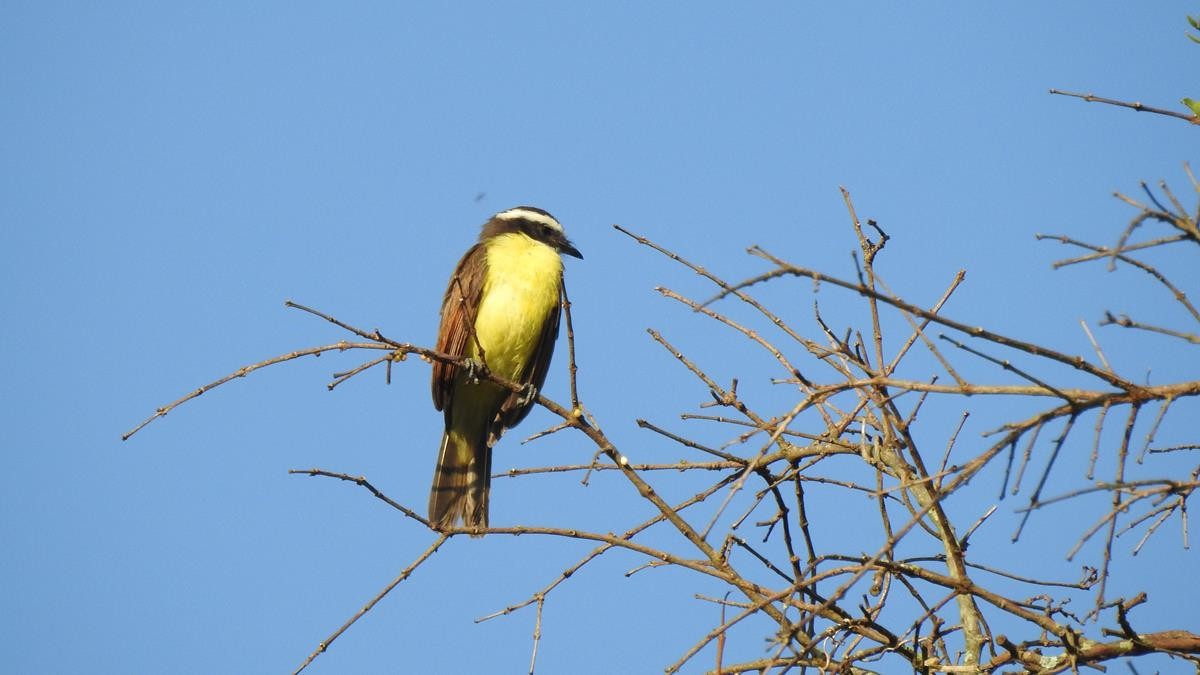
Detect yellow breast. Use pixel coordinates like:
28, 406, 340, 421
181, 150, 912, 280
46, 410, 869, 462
470, 232, 563, 381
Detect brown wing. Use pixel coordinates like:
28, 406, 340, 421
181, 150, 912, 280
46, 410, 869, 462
492, 278, 563, 437
432, 243, 488, 412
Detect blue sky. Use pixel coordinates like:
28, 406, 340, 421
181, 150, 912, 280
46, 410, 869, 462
3, 3, 1197, 673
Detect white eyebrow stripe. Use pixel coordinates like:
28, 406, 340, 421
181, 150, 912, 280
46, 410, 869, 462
495, 207, 563, 232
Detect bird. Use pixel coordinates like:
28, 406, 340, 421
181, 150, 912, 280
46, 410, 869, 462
429, 206, 582, 534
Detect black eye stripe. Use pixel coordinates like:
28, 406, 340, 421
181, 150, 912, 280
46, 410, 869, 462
481, 207, 566, 242
515, 219, 555, 236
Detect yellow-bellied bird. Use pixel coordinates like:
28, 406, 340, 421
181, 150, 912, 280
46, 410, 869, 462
430, 206, 582, 533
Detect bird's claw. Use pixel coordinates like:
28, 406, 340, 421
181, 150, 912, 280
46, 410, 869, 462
462, 357, 484, 384
517, 383, 539, 407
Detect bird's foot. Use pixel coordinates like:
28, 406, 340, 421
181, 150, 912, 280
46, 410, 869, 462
461, 357, 485, 383
517, 383, 539, 407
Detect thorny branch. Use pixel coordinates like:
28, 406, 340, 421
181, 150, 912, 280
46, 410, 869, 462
127, 176, 1200, 673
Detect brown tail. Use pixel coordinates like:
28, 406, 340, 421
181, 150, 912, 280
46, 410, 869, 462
428, 428, 491, 536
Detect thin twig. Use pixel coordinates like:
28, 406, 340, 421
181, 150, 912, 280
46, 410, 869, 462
123, 341, 393, 439
1048, 88, 1200, 125
293, 534, 450, 675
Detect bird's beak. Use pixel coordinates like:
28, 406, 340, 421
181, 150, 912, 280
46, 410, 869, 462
560, 240, 583, 260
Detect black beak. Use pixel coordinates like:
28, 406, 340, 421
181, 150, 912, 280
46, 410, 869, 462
560, 239, 583, 260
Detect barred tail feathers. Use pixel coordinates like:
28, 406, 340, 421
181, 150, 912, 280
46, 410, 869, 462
428, 425, 491, 535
